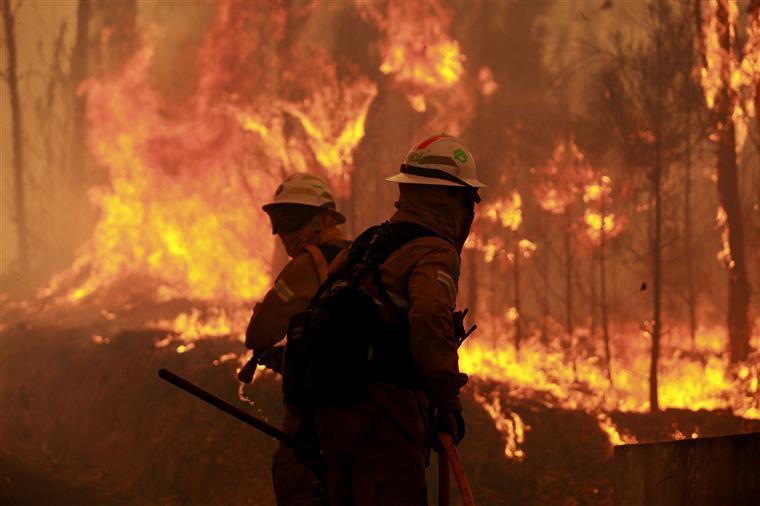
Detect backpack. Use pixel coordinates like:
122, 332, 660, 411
283, 221, 440, 409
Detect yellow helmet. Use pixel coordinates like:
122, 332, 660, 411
386, 134, 485, 188
262, 173, 345, 224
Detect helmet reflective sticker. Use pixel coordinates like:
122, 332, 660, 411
262, 172, 346, 223
386, 133, 485, 188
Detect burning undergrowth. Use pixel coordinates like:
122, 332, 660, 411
2, 323, 758, 505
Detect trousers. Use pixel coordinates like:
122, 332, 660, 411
316, 398, 427, 506
273, 406, 320, 506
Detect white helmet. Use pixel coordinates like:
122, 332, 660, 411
262, 173, 345, 224
386, 134, 485, 188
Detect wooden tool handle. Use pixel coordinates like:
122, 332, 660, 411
438, 449, 450, 506
439, 433, 476, 506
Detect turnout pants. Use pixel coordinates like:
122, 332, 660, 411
316, 398, 427, 506
273, 406, 319, 506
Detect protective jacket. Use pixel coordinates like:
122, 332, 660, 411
245, 226, 348, 352
246, 224, 348, 506
325, 185, 469, 443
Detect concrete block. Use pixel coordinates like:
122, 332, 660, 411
613, 432, 760, 505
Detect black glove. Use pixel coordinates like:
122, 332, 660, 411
257, 346, 285, 374
435, 408, 465, 446
237, 346, 286, 383
237, 354, 258, 383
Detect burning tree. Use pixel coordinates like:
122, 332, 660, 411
593, 0, 701, 411
533, 137, 593, 374
580, 175, 626, 386
695, 0, 756, 363
469, 190, 529, 352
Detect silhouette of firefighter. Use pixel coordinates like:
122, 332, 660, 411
283, 134, 483, 505
243, 172, 349, 505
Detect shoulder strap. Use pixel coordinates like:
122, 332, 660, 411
309, 221, 440, 305
318, 243, 345, 265
304, 244, 329, 283
349, 221, 439, 267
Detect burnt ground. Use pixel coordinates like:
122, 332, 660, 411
1, 322, 759, 505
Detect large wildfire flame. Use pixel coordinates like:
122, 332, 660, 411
30, 0, 759, 463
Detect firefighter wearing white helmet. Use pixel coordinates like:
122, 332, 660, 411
243, 172, 348, 506
314, 134, 482, 504
386, 133, 486, 188
263, 172, 346, 224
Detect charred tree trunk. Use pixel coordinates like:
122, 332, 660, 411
716, 120, 752, 362
564, 213, 574, 338
714, 0, 751, 363
69, 0, 90, 185
2, 0, 29, 273
563, 211, 578, 380
489, 258, 500, 348
684, 113, 697, 346
600, 197, 613, 387
650, 163, 663, 412
68, 0, 91, 243
540, 231, 550, 348
513, 235, 522, 354
590, 253, 598, 338
695, 0, 753, 363
649, 24, 665, 414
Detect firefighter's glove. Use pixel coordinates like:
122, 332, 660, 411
237, 346, 285, 383
257, 346, 285, 374
435, 408, 465, 446
237, 354, 258, 383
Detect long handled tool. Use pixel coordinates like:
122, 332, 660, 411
438, 447, 450, 506
439, 433, 476, 506
157, 369, 324, 471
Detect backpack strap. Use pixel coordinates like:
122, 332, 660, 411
310, 221, 441, 305
351, 221, 439, 266
317, 243, 345, 265
304, 244, 329, 284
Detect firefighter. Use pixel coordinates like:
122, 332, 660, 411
314, 134, 484, 505
244, 172, 349, 506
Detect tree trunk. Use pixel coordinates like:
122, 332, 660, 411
564, 213, 574, 338
600, 196, 613, 387
540, 230, 550, 347
68, 0, 91, 243
2, 0, 29, 274
716, 121, 752, 362
563, 211, 578, 380
695, 0, 753, 362
714, 0, 752, 363
650, 163, 663, 413
684, 112, 697, 347
650, 23, 664, 413
513, 235, 522, 354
